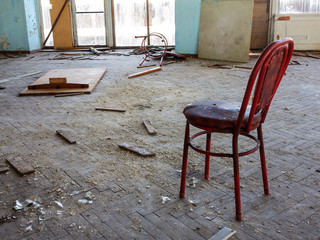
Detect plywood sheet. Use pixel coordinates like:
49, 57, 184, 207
19, 68, 106, 96
198, 0, 253, 62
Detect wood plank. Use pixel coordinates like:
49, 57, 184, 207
56, 130, 76, 144
137, 64, 157, 68
198, 0, 253, 62
208, 227, 236, 240
142, 120, 157, 135
128, 67, 162, 79
118, 143, 155, 157
0, 167, 9, 174
19, 68, 106, 96
6, 156, 35, 175
95, 107, 126, 112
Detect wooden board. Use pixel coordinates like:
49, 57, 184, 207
19, 68, 106, 96
198, 0, 253, 63
6, 156, 35, 175
118, 143, 155, 157
56, 130, 77, 144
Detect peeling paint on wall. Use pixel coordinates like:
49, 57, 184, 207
0, 34, 11, 50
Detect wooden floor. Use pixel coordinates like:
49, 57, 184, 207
0, 51, 319, 240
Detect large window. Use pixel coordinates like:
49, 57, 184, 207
279, 0, 320, 13
114, 0, 175, 46
73, 0, 106, 46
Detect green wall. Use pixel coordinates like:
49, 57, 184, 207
0, 0, 41, 51
175, 0, 201, 54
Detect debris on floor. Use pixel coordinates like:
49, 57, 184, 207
56, 130, 77, 144
208, 227, 236, 240
0, 71, 42, 84
0, 86, 6, 90
161, 196, 170, 204
128, 66, 162, 79
202, 64, 233, 69
164, 60, 177, 65
6, 156, 35, 175
137, 64, 157, 68
95, 107, 126, 112
290, 60, 301, 65
77, 199, 93, 205
14, 196, 41, 211
188, 177, 198, 188
249, 52, 261, 58
118, 143, 155, 157
0, 166, 9, 174
90, 47, 103, 55
142, 120, 157, 135
84, 191, 95, 200
233, 65, 253, 70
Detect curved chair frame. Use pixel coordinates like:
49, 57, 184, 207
179, 38, 294, 221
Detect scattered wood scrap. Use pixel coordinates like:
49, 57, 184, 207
0, 167, 9, 174
208, 227, 236, 240
56, 130, 76, 144
143, 120, 157, 135
0, 71, 42, 84
233, 65, 253, 70
6, 156, 35, 175
128, 67, 162, 79
164, 60, 177, 65
249, 52, 261, 58
290, 60, 301, 65
95, 107, 126, 112
137, 64, 157, 68
118, 143, 155, 157
90, 47, 102, 56
202, 64, 233, 69
62, 52, 89, 56
306, 53, 320, 59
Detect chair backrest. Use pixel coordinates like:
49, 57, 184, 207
236, 38, 294, 133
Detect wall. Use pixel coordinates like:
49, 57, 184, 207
273, 14, 320, 50
175, 0, 201, 54
24, 0, 42, 51
0, 0, 41, 52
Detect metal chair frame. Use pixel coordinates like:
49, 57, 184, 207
179, 38, 294, 221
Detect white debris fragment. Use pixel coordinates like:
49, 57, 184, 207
54, 201, 64, 208
161, 196, 171, 204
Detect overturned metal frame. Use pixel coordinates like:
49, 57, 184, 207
136, 32, 168, 66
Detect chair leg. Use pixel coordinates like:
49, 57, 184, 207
258, 125, 269, 195
204, 132, 211, 180
232, 134, 242, 221
179, 121, 190, 198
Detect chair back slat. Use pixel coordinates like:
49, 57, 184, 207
236, 38, 294, 133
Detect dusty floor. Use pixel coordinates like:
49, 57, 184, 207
0, 50, 319, 240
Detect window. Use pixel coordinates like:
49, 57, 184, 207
73, 0, 106, 46
114, 0, 175, 46
279, 0, 320, 13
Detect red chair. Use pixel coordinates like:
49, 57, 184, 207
179, 38, 294, 221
